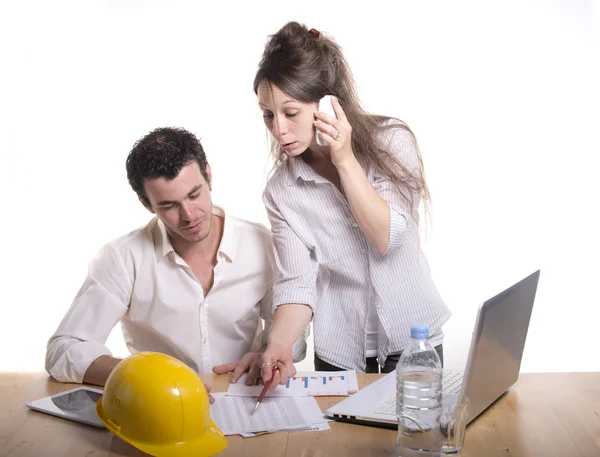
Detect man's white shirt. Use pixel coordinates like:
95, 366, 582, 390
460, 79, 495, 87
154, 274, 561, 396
46, 206, 307, 383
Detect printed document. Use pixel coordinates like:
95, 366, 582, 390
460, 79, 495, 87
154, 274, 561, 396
210, 393, 326, 436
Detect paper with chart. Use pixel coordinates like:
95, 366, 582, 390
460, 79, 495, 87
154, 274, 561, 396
226, 370, 359, 397
209, 393, 327, 436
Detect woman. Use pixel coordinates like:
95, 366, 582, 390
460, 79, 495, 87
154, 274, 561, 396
227, 21, 450, 387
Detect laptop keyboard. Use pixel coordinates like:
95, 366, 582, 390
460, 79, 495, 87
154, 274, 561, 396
374, 395, 397, 416
373, 371, 464, 416
442, 371, 463, 394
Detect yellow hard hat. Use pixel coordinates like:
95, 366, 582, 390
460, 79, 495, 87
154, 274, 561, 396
96, 352, 228, 457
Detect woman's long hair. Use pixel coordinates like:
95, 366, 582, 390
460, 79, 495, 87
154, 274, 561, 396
254, 21, 430, 216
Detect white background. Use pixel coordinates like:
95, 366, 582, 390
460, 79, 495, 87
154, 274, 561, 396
1, 1, 599, 373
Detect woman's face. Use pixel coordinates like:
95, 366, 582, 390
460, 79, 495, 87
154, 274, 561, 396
257, 82, 319, 157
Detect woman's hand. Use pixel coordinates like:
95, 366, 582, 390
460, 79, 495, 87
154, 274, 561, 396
314, 96, 355, 168
260, 343, 296, 390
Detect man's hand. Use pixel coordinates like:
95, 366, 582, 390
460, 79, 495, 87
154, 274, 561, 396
213, 352, 262, 385
82, 355, 122, 386
213, 346, 296, 390
204, 382, 215, 404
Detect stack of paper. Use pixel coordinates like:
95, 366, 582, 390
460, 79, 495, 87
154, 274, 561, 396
210, 393, 329, 436
210, 370, 358, 437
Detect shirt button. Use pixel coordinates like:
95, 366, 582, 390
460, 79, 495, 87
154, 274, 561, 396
353, 222, 358, 228
203, 338, 208, 344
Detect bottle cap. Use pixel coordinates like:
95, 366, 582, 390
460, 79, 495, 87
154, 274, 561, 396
410, 324, 430, 339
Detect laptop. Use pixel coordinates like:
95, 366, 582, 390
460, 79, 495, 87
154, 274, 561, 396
325, 269, 540, 429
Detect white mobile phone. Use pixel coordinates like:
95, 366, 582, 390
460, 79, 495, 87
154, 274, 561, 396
316, 95, 337, 146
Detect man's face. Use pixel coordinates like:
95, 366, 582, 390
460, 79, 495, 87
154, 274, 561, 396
143, 161, 213, 244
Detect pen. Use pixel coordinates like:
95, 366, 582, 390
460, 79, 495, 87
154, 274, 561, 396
254, 365, 277, 411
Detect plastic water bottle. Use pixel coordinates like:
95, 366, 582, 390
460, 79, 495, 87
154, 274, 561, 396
396, 324, 442, 457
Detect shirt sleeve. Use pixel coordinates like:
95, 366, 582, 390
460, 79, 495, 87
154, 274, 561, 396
372, 124, 422, 254
257, 233, 310, 362
45, 244, 132, 383
263, 188, 319, 311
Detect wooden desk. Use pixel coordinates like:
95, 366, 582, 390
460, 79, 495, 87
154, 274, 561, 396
1, 372, 599, 457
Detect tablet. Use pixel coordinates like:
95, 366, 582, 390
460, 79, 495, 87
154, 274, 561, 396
26, 386, 105, 428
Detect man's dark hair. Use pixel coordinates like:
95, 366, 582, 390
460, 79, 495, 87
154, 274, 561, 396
126, 127, 209, 207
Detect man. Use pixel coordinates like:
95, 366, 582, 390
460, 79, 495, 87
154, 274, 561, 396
45, 127, 307, 386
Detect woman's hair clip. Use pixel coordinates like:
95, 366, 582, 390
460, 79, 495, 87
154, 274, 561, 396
308, 28, 320, 38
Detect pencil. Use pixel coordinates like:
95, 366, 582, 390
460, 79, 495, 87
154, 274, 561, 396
254, 368, 276, 411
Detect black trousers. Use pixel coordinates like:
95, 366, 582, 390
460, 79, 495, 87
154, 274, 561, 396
314, 344, 444, 374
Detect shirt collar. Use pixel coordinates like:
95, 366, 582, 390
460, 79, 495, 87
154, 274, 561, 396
213, 205, 236, 263
153, 218, 173, 260
152, 205, 235, 262
286, 156, 328, 186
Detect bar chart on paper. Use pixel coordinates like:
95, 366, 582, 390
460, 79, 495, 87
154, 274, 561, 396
226, 370, 359, 397
285, 372, 357, 396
